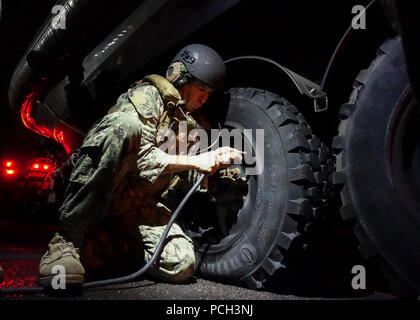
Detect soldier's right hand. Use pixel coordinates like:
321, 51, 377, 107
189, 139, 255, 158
193, 151, 219, 174
214, 146, 243, 168
194, 147, 242, 175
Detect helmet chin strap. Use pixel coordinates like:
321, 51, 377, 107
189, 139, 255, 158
175, 73, 192, 89
174, 75, 192, 112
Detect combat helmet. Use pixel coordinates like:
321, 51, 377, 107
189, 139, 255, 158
167, 44, 226, 91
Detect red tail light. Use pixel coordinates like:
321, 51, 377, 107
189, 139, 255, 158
31, 163, 50, 171
3, 160, 17, 177
2, 158, 55, 180
26, 158, 55, 186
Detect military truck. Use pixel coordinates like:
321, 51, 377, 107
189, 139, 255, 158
7, 0, 420, 295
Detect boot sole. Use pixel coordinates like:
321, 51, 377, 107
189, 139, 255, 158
38, 274, 84, 288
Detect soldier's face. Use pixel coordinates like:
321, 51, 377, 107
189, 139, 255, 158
179, 80, 213, 112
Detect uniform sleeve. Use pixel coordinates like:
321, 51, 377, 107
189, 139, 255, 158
137, 117, 172, 184
129, 85, 172, 184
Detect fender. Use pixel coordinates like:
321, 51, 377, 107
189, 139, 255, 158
225, 56, 328, 113
321, 0, 393, 108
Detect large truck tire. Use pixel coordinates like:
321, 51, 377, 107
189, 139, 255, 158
332, 37, 420, 295
180, 87, 331, 290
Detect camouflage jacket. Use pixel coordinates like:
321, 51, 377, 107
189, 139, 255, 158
103, 76, 197, 231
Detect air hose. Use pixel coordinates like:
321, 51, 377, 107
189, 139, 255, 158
1, 123, 223, 296
0, 174, 206, 296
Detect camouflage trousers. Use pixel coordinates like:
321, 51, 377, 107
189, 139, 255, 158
140, 223, 195, 283
58, 111, 196, 283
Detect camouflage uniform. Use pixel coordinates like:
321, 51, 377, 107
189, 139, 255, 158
58, 75, 196, 283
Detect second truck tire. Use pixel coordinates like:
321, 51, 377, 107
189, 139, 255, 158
332, 37, 420, 295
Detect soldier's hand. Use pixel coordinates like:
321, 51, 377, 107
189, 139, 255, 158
214, 146, 243, 168
193, 147, 243, 175
193, 151, 220, 175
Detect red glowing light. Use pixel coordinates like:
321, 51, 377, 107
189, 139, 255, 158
52, 127, 72, 154
3, 161, 17, 176
31, 163, 51, 171
20, 91, 51, 139
52, 128, 65, 144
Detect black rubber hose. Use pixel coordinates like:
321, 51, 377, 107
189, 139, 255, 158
1, 173, 205, 296
84, 173, 205, 289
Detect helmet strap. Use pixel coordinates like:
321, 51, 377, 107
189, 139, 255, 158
174, 73, 192, 89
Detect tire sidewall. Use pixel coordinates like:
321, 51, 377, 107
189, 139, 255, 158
196, 89, 289, 281
345, 39, 420, 288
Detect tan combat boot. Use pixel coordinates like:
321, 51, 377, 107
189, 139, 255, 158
38, 233, 85, 288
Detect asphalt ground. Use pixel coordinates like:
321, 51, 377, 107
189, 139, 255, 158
0, 220, 401, 301
0, 259, 395, 301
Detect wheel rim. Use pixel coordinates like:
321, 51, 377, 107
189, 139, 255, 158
179, 122, 261, 254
